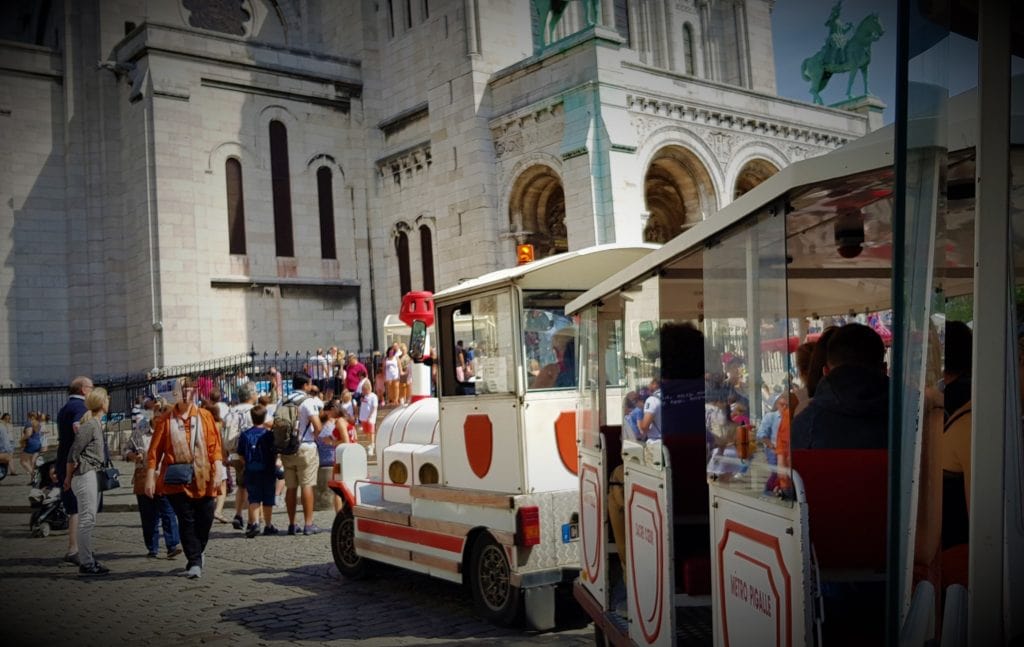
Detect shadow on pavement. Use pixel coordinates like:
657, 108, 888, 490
219, 560, 590, 642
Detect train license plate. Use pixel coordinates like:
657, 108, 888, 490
562, 522, 579, 543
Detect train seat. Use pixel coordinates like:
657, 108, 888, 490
793, 449, 888, 575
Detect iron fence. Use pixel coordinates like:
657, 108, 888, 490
0, 349, 384, 438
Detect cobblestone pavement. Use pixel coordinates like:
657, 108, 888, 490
0, 506, 593, 645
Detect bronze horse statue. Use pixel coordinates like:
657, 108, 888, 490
535, 0, 599, 46
801, 13, 884, 104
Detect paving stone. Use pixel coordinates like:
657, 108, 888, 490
0, 510, 592, 645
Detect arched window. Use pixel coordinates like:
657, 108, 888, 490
614, 0, 630, 46
269, 120, 294, 257
683, 23, 695, 75
224, 158, 246, 255
419, 225, 435, 292
396, 231, 412, 295
316, 167, 337, 260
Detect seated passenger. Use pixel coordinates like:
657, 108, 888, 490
940, 321, 973, 549
622, 392, 643, 442
791, 323, 888, 449
941, 321, 973, 418
532, 329, 576, 389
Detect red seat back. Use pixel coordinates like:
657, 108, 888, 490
793, 449, 888, 572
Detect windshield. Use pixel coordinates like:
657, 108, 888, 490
523, 290, 581, 391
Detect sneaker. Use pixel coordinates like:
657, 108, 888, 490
167, 546, 183, 559
287, 523, 298, 536
146, 552, 159, 559
186, 565, 202, 579
79, 563, 110, 576
368, 444, 375, 455
64, 552, 80, 566
231, 515, 244, 530
303, 524, 322, 536
245, 523, 260, 538
263, 525, 279, 536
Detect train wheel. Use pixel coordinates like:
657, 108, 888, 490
469, 534, 521, 625
331, 510, 368, 579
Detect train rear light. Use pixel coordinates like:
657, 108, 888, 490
516, 506, 541, 547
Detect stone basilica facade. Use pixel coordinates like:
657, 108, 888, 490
0, 0, 875, 383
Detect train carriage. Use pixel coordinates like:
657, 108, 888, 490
567, 81, 1024, 645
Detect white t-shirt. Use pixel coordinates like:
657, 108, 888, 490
385, 357, 400, 381
310, 355, 329, 380
359, 392, 378, 424
287, 391, 323, 443
642, 391, 662, 441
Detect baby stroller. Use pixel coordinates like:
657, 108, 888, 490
29, 454, 68, 538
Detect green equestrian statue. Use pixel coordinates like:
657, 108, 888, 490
801, 2, 884, 105
535, 0, 599, 47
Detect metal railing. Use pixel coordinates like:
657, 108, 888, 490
0, 349, 385, 428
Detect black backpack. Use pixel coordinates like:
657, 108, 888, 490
272, 395, 307, 455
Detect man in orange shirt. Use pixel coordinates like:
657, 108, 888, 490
145, 377, 224, 579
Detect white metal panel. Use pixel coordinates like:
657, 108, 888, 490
625, 450, 675, 647
578, 442, 607, 607
710, 479, 811, 647
439, 396, 525, 493
377, 398, 438, 449
522, 391, 579, 493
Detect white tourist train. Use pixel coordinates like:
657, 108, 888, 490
327, 244, 656, 629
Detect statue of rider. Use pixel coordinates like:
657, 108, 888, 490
823, 1, 852, 68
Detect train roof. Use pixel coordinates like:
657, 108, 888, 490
567, 80, 1024, 316
432, 243, 659, 303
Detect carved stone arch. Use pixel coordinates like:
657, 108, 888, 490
306, 153, 345, 180
507, 162, 567, 259
639, 142, 719, 243
256, 104, 300, 171
635, 125, 726, 204
500, 151, 563, 230
392, 221, 413, 237
206, 141, 257, 174
725, 141, 787, 201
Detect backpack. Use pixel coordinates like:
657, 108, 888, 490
242, 429, 267, 471
273, 394, 308, 455
223, 405, 250, 454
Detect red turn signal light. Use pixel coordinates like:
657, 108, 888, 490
516, 506, 541, 547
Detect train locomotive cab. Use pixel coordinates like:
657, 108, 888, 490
328, 244, 656, 630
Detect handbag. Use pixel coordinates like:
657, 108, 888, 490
97, 461, 121, 491
163, 415, 200, 485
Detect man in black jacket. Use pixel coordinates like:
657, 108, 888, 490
791, 323, 888, 449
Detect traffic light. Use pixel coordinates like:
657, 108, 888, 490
516, 243, 535, 265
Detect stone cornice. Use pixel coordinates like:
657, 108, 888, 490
113, 22, 361, 98
625, 92, 853, 148
377, 101, 429, 135
375, 141, 432, 183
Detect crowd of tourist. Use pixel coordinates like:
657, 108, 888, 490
12, 350, 395, 579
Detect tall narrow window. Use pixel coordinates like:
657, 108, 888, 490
225, 158, 246, 255
614, 0, 630, 46
405, 0, 413, 28
396, 231, 412, 295
683, 23, 695, 75
422, 0, 429, 20
269, 120, 294, 257
317, 167, 337, 260
419, 225, 435, 292
386, 0, 395, 37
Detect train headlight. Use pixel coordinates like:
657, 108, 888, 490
418, 462, 439, 485
388, 460, 409, 485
